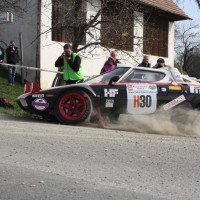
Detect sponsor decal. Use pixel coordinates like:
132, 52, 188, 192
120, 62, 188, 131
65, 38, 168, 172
190, 86, 200, 94
176, 74, 182, 79
163, 95, 186, 111
133, 95, 152, 108
32, 98, 49, 111
149, 85, 157, 90
161, 88, 167, 92
127, 84, 157, 94
127, 85, 133, 91
126, 84, 157, 114
169, 86, 181, 91
32, 94, 44, 98
105, 99, 114, 108
104, 89, 118, 97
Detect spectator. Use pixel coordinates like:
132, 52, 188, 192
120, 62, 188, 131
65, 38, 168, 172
55, 43, 84, 85
0, 42, 4, 63
138, 55, 151, 68
104, 50, 121, 67
152, 58, 166, 69
110, 50, 121, 66
100, 56, 116, 74
6, 40, 20, 86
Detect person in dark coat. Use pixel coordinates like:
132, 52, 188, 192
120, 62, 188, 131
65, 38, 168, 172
6, 40, 20, 86
138, 55, 151, 68
152, 58, 166, 69
0, 43, 4, 62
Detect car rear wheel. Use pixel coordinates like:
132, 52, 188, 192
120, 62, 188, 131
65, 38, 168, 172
55, 90, 93, 125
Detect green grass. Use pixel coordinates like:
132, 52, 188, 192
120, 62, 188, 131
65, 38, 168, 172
0, 67, 30, 117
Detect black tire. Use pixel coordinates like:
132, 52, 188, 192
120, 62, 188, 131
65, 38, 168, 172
54, 90, 93, 125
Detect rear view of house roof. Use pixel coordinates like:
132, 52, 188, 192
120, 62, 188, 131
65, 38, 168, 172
139, 0, 190, 20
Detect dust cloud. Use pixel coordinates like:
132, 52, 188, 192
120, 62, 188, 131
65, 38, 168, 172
105, 109, 200, 137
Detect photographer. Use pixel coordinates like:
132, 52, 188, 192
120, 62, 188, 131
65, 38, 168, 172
6, 40, 20, 86
55, 43, 84, 85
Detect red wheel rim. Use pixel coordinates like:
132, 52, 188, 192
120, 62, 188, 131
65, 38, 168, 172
58, 93, 87, 121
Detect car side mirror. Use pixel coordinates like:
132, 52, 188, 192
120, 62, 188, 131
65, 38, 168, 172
108, 76, 120, 86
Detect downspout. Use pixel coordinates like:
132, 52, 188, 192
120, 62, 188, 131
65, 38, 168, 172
36, 0, 42, 85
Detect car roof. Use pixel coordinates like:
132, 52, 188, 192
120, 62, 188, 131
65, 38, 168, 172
116, 63, 134, 68
181, 75, 200, 83
117, 65, 186, 83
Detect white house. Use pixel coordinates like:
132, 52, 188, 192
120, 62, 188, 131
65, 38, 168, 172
0, 0, 189, 88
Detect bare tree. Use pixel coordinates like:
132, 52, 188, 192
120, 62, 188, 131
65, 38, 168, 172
0, 0, 31, 14
186, 45, 200, 78
175, 22, 200, 73
50, 0, 144, 54
51, 0, 145, 86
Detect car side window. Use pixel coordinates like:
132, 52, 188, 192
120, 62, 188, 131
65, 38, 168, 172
84, 67, 130, 83
121, 70, 165, 82
100, 67, 129, 82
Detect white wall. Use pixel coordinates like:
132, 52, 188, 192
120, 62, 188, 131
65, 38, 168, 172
39, 0, 62, 89
168, 21, 175, 66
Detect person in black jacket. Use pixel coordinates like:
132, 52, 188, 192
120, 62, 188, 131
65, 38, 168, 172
138, 55, 151, 68
152, 58, 166, 69
0, 43, 4, 62
6, 41, 20, 86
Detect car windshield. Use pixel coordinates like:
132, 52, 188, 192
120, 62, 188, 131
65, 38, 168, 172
121, 69, 166, 82
84, 67, 130, 84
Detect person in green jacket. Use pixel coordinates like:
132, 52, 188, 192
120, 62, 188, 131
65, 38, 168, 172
55, 43, 84, 85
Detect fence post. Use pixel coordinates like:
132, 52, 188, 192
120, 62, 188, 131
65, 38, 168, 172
19, 32, 24, 84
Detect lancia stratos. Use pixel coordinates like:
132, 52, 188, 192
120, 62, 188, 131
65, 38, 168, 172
17, 64, 200, 127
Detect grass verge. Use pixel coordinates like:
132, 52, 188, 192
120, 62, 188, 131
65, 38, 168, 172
0, 67, 31, 117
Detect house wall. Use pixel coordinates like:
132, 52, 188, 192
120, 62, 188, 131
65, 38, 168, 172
39, 0, 175, 88
39, 0, 62, 89
0, 0, 39, 82
0, 0, 176, 89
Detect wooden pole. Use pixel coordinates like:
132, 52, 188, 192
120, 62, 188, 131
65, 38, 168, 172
19, 32, 24, 83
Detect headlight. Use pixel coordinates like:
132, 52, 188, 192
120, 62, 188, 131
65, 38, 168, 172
19, 98, 28, 107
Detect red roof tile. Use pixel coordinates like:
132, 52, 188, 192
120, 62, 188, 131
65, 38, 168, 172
139, 0, 190, 20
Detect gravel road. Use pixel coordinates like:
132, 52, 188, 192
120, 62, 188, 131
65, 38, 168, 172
0, 114, 199, 200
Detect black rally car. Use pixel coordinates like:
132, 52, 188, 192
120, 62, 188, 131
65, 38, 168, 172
17, 64, 200, 125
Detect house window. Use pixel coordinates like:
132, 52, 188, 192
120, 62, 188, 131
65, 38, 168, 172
143, 15, 168, 57
101, 1, 134, 51
52, 0, 86, 44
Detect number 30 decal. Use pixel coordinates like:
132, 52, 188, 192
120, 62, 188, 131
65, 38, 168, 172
133, 95, 152, 108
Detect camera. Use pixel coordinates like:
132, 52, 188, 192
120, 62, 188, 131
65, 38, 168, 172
65, 52, 71, 57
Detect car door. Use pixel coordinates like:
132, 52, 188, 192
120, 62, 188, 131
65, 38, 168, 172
119, 69, 166, 114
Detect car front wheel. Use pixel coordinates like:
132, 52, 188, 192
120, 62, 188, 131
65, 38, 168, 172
55, 90, 93, 125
